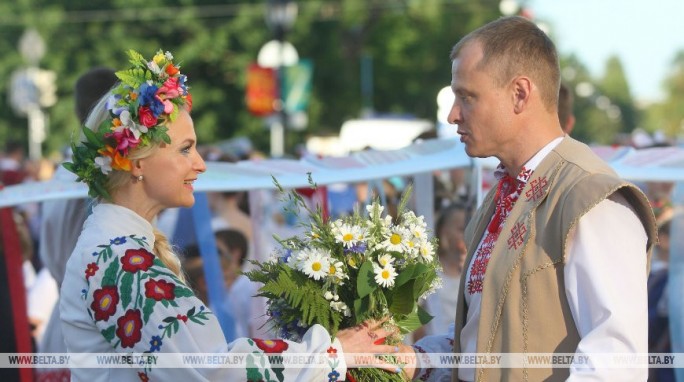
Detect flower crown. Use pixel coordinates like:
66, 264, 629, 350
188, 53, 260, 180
64, 49, 191, 200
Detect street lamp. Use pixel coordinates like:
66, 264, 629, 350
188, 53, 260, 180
9, 29, 56, 161
263, 0, 298, 158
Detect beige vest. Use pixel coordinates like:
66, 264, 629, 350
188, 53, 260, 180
452, 137, 657, 382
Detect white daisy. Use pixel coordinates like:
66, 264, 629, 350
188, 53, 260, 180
405, 238, 420, 258
328, 261, 348, 284
373, 263, 398, 288
299, 251, 329, 281
333, 223, 364, 248
418, 240, 435, 262
408, 223, 427, 242
382, 226, 410, 252
377, 254, 395, 267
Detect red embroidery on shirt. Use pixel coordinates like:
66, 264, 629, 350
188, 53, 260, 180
467, 166, 532, 295
507, 221, 527, 250
525, 176, 548, 202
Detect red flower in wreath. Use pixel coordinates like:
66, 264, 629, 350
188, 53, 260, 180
138, 372, 149, 382
85, 262, 99, 280
121, 248, 155, 273
116, 309, 143, 348
253, 338, 289, 354
144, 279, 175, 301
91, 286, 119, 321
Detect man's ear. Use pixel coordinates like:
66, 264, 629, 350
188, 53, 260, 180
511, 76, 532, 114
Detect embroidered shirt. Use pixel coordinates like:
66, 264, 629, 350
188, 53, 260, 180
60, 203, 345, 381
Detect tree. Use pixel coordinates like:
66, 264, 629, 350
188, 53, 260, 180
0, 0, 505, 159
643, 50, 684, 139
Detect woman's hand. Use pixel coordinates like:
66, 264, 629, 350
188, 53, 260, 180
336, 319, 417, 377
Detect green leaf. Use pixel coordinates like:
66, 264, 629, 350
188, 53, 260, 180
143, 298, 156, 323
120, 272, 134, 309
174, 286, 195, 298
389, 280, 415, 315
102, 259, 120, 286
356, 260, 376, 298
353, 296, 370, 324
394, 262, 428, 288
101, 325, 116, 342
395, 304, 433, 334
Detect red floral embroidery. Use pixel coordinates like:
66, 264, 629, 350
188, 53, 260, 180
121, 248, 155, 273
85, 262, 99, 280
144, 279, 175, 301
253, 338, 289, 353
116, 309, 143, 348
91, 286, 119, 321
467, 166, 532, 295
176, 314, 188, 322
327, 346, 338, 359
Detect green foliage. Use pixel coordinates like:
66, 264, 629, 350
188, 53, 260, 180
0, 0, 502, 159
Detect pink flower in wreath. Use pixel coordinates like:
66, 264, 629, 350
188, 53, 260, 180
138, 106, 158, 127
253, 338, 289, 354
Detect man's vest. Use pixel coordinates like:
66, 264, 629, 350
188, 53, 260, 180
452, 137, 657, 382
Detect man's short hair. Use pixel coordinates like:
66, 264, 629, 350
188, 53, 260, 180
450, 16, 561, 112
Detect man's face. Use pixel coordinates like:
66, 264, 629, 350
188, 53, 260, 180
448, 42, 515, 159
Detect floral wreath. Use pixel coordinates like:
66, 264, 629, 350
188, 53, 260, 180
64, 49, 191, 200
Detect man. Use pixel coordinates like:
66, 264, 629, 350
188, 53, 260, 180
412, 16, 656, 382
451, 15, 657, 382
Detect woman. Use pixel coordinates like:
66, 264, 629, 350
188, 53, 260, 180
60, 50, 400, 381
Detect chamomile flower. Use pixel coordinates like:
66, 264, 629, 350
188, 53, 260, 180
328, 261, 348, 284
408, 223, 427, 242
333, 223, 364, 248
405, 238, 420, 259
373, 263, 398, 288
418, 240, 435, 262
382, 226, 410, 252
377, 254, 395, 267
299, 251, 330, 281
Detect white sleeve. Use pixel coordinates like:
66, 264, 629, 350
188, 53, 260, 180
81, 234, 345, 381
564, 193, 648, 381
411, 323, 455, 381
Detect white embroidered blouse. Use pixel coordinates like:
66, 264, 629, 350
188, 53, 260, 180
60, 203, 346, 381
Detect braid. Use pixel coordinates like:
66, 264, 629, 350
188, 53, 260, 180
152, 228, 186, 284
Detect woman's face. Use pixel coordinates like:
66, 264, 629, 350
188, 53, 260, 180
139, 110, 206, 213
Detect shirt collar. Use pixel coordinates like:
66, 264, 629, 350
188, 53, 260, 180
494, 136, 565, 184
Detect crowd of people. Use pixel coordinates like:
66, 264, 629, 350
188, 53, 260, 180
0, 15, 679, 382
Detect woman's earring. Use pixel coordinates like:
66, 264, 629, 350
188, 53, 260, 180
137, 175, 143, 182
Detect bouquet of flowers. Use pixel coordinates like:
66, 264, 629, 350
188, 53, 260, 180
245, 178, 442, 381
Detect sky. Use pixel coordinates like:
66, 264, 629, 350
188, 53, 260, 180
528, 0, 684, 103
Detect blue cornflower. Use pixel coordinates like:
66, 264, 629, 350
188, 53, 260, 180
149, 335, 162, 352
110, 236, 127, 245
